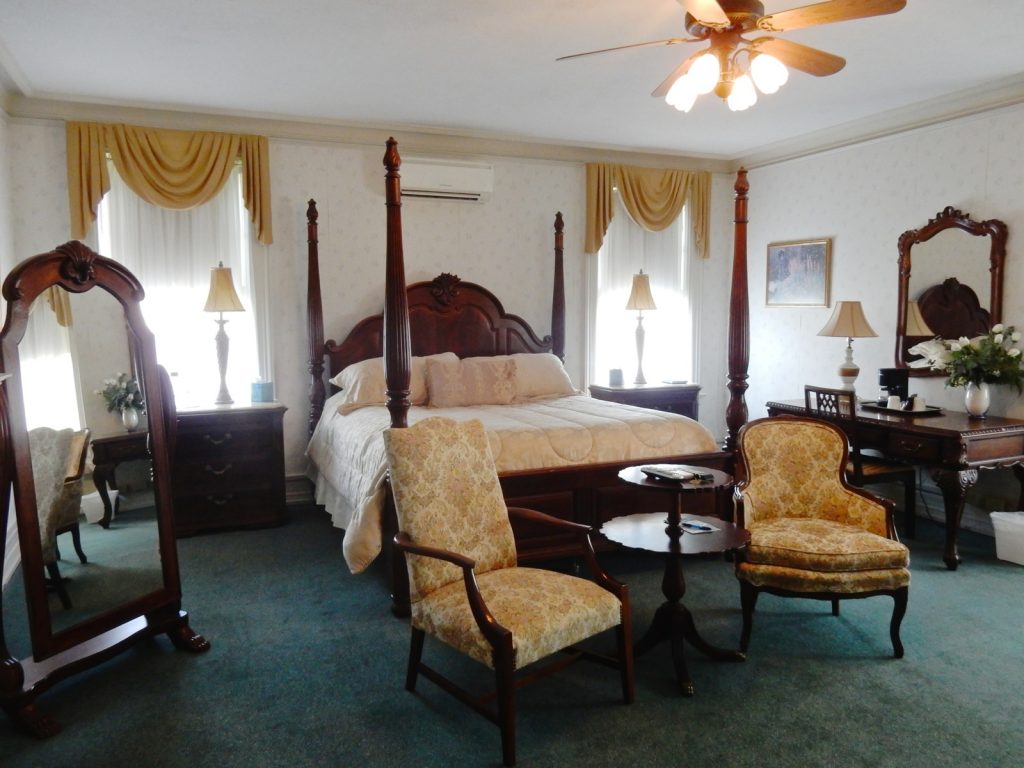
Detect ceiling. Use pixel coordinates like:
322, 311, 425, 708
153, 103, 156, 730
2, 1, 1023, 162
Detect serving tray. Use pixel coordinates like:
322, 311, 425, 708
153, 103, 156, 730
860, 402, 944, 417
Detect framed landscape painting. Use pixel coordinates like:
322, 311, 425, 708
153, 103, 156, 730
766, 238, 832, 307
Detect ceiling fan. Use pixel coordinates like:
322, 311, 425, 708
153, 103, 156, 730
558, 0, 907, 112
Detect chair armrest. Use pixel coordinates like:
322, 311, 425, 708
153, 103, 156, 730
506, 507, 627, 600
393, 532, 511, 648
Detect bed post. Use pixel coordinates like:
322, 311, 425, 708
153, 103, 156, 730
383, 138, 411, 429
307, 199, 326, 437
552, 212, 565, 361
725, 168, 749, 451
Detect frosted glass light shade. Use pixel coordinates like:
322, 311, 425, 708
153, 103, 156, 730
750, 53, 789, 94
689, 53, 720, 95
666, 75, 698, 112
727, 74, 757, 111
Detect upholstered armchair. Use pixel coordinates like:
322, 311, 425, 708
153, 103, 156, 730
29, 427, 90, 609
384, 417, 634, 767
734, 416, 910, 658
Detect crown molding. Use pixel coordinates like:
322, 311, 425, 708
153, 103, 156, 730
734, 74, 1024, 171
6, 94, 733, 173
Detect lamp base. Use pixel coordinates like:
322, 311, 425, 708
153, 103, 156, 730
214, 316, 233, 405
838, 341, 858, 390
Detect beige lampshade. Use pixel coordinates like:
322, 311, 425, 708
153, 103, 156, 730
817, 300, 877, 338
905, 300, 935, 336
203, 262, 245, 313
625, 270, 657, 311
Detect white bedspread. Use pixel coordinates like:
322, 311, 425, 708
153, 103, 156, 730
306, 393, 717, 573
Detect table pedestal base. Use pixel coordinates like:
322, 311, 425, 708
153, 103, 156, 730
635, 600, 745, 696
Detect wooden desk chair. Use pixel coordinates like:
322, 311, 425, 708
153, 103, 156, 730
734, 416, 910, 658
55, 428, 91, 564
384, 417, 634, 767
804, 385, 917, 537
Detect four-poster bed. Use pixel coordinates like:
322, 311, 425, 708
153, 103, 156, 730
306, 138, 750, 613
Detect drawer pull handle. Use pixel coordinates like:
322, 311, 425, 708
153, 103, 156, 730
896, 439, 923, 453
204, 463, 233, 476
206, 494, 234, 507
203, 432, 233, 446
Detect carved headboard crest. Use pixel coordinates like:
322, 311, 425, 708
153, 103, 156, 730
430, 273, 461, 307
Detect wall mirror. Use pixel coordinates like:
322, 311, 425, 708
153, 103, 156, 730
895, 206, 1008, 375
0, 241, 208, 737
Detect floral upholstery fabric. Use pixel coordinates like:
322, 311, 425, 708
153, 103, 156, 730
737, 561, 910, 594
412, 566, 622, 669
738, 419, 888, 537
746, 518, 909, 572
384, 418, 518, 601
736, 418, 910, 597
28, 427, 79, 564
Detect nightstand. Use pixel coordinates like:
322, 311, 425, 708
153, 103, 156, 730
172, 402, 287, 537
589, 383, 701, 420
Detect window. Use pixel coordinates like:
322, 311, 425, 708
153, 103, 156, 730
589, 192, 698, 388
97, 162, 264, 407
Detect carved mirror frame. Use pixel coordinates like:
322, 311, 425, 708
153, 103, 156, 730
895, 206, 1008, 376
0, 242, 208, 737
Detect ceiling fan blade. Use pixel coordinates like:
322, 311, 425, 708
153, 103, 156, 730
651, 51, 704, 98
758, 0, 906, 33
751, 37, 846, 76
678, 0, 730, 26
556, 37, 697, 62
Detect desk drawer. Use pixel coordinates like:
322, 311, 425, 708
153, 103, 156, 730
886, 432, 941, 462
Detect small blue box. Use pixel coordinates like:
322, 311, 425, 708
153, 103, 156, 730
251, 380, 274, 403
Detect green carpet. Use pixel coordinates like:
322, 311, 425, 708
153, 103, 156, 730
1, 506, 1021, 767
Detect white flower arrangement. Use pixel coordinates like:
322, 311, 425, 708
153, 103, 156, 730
908, 324, 1024, 392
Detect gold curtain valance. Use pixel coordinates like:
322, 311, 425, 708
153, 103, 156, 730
66, 122, 274, 244
585, 163, 709, 259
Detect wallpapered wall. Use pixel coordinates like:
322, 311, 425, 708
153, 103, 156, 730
0, 120, 738, 480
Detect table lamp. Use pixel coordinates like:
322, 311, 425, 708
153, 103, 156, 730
817, 300, 876, 389
905, 300, 935, 337
204, 261, 245, 404
626, 270, 657, 385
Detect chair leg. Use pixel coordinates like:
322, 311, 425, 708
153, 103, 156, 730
903, 476, 916, 538
739, 580, 758, 652
70, 524, 88, 563
616, 617, 635, 705
44, 562, 72, 610
406, 627, 425, 691
831, 598, 840, 616
890, 587, 908, 659
494, 646, 516, 767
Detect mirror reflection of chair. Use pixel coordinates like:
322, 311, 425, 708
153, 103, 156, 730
804, 385, 917, 537
29, 426, 90, 609
384, 418, 634, 767
734, 416, 910, 658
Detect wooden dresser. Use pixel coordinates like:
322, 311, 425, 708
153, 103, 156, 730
589, 383, 701, 420
172, 402, 287, 537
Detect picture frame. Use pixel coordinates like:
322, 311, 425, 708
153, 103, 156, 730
766, 238, 832, 307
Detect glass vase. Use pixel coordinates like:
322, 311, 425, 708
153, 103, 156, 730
964, 382, 991, 419
121, 406, 140, 432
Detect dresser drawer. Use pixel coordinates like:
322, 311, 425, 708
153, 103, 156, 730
886, 432, 942, 462
174, 488, 286, 536
174, 454, 277, 494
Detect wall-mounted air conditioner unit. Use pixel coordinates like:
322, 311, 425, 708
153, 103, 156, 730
401, 158, 494, 202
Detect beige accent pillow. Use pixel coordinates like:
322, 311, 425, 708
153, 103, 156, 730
426, 356, 518, 408
331, 353, 458, 414
511, 352, 577, 400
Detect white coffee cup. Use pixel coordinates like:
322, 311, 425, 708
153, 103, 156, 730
912, 395, 927, 411
887, 395, 902, 410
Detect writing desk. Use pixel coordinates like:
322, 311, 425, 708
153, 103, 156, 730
766, 399, 1024, 570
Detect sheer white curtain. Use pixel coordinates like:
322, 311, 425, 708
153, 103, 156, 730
590, 193, 696, 387
21, 295, 82, 430
98, 162, 260, 407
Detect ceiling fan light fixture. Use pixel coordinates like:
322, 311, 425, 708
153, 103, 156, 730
750, 52, 789, 94
688, 52, 721, 95
727, 73, 757, 111
665, 74, 698, 111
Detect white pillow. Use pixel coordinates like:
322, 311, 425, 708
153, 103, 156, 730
330, 352, 458, 414
511, 353, 577, 400
426, 356, 518, 408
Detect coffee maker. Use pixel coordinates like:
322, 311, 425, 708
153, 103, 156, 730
877, 368, 909, 405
